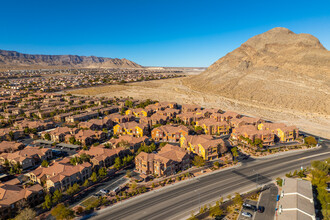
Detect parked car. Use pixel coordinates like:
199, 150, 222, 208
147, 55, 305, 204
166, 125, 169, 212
242, 212, 253, 218
112, 186, 121, 194
100, 189, 109, 194
243, 202, 257, 211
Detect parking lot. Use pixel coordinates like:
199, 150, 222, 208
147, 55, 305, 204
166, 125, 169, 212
255, 184, 278, 220
238, 199, 258, 220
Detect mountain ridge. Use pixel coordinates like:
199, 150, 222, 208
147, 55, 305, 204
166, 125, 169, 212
0, 49, 142, 69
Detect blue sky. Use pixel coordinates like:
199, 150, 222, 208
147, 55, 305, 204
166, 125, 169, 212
1, 0, 330, 67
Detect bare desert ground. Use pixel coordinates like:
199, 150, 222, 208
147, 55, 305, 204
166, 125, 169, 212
69, 77, 330, 139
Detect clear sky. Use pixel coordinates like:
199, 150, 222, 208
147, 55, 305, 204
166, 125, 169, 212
1, 0, 330, 67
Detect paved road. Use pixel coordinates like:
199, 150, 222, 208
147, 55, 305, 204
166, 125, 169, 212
91, 141, 330, 220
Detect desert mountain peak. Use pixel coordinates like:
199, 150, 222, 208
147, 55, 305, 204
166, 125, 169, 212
242, 27, 326, 50
185, 27, 330, 116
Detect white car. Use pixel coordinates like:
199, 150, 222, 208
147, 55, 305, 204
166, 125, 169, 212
242, 212, 252, 218
100, 189, 109, 194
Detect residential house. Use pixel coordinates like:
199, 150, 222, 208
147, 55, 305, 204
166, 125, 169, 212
180, 135, 227, 160
79, 118, 113, 130
211, 111, 241, 122
151, 125, 189, 142
0, 146, 53, 170
105, 113, 135, 124
65, 111, 99, 123
113, 121, 149, 137
13, 119, 55, 132
231, 125, 275, 146
66, 130, 106, 146
108, 135, 149, 153
196, 118, 231, 135
41, 127, 79, 142
0, 182, 44, 219
0, 141, 25, 154
135, 144, 191, 176
258, 123, 299, 142
78, 146, 129, 168
181, 104, 201, 113
139, 114, 169, 127
29, 158, 92, 192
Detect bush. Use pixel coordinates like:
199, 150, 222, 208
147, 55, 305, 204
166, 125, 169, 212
276, 177, 283, 187
193, 155, 205, 167
304, 136, 317, 145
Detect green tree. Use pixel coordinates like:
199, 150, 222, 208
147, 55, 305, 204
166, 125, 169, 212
51, 203, 74, 220
69, 136, 76, 144
90, 172, 98, 182
83, 179, 90, 187
41, 160, 49, 167
192, 155, 205, 167
42, 194, 52, 210
52, 190, 62, 204
98, 167, 107, 178
304, 136, 317, 146
231, 147, 238, 161
214, 161, 220, 168
8, 131, 14, 141
209, 205, 223, 217
67, 183, 80, 196
194, 126, 204, 134
80, 153, 90, 163
44, 133, 51, 141
233, 192, 243, 205
114, 157, 122, 169
14, 207, 36, 220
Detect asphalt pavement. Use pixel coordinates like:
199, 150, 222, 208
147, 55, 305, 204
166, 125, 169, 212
255, 184, 278, 220
90, 141, 329, 220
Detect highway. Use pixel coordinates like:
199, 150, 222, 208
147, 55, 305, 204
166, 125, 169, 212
91, 141, 330, 220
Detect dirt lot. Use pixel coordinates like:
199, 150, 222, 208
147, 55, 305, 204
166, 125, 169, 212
68, 77, 330, 139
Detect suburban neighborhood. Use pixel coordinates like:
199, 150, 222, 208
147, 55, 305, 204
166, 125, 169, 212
0, 89, 326, 220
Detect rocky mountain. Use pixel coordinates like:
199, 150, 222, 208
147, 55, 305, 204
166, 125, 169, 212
0, 49, 142, 69
186, 27, 330, 115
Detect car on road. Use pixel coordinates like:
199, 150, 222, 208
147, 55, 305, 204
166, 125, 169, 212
242, 212, 253, 218
100, 189, 109, 194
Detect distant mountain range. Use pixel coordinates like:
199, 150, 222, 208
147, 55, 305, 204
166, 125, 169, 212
186, 27, 330, 115
0, 49, 142, 69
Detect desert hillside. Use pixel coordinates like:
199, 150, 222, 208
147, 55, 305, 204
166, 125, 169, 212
185, 27, 330, 115
0, 49, 142, 69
